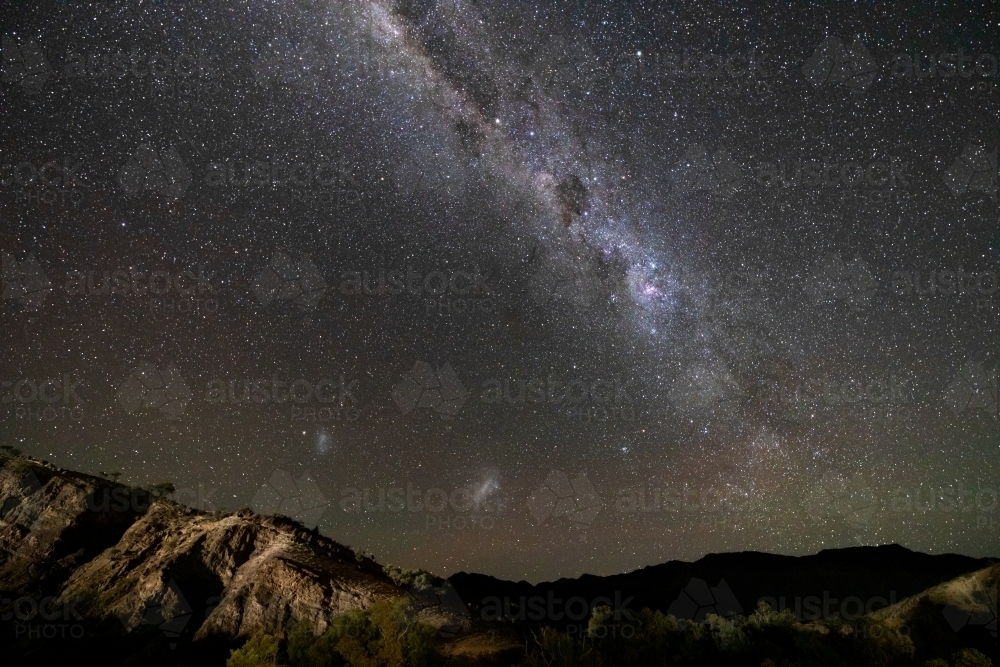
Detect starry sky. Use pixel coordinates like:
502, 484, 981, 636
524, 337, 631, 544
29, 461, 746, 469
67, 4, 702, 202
1, 0, 998, 583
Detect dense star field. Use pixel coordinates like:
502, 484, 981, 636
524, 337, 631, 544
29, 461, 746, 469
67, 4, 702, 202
0, 0, 997, 583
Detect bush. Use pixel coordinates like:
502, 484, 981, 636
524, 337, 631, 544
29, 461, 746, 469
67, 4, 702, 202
705, 613, 746, 652
149, 482, 176, 497
522, 626, 596, 667
227, 633, 280, 667
951, 648, 993, 667
383, 565, 444, 591
853, 618, 914, 666
746, 600, 797, 631
287, 599, 444, 667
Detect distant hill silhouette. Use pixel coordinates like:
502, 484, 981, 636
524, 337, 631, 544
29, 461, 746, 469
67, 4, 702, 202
450, 545, 998, 629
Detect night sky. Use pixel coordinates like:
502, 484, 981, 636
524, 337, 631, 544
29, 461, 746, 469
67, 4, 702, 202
1, 0, 998, 583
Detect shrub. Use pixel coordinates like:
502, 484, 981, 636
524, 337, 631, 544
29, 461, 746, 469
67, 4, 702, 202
705, 613, 746, 651
227, 633, 280, 667
522, 626, 595, 667
383, 565, 444, 591
149, 482, 176, 497
287, 599, 444, 667
951, 648, 993, 667
852, 617, 914, 666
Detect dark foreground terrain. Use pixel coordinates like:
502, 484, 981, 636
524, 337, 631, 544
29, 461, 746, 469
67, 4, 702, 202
1, 453, 996, 666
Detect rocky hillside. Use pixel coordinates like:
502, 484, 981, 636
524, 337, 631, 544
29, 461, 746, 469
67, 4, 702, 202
0, 452, 147, 597
0, 454, 471, 652
2, 452, 995, 666
870, 561, 998, 662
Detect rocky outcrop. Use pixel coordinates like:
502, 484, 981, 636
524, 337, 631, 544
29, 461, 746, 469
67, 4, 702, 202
0, 456, 146, 597
0, 454, 467, 645
870, 562, 998, 661
57, 501, 405, 641
4, 452, 993, 665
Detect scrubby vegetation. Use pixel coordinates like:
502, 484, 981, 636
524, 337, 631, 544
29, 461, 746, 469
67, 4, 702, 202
382, 564, 446, 591
227, 633, 281, 667
233, 599, 443, 667
510, 602, 993, 667
217, 600, 993, 667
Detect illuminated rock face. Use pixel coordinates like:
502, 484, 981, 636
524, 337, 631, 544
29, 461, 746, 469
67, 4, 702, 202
0, 456, 466, 644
